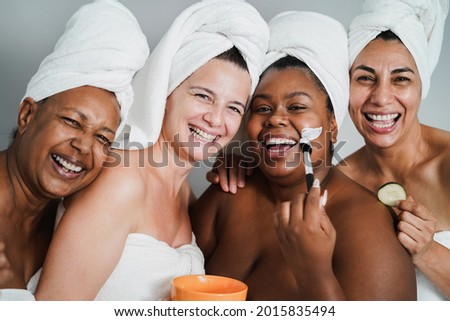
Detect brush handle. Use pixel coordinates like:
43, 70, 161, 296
305, 173, 314, 191
301, 143, 314, 192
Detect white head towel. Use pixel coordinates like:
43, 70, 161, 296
24, 0, 149, 137
349, 0, 449, 99
263, 11, 349, 129
123, 0, 269, 147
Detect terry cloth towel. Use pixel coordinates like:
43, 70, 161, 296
348, 0, 449, 99
415, 231, 450, 301
27, 202, 205, 300
263, 11, 349, 129
24, 0, 149, 137
121, 0, 269, 147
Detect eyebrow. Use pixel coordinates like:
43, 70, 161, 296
191, 86, 247, 109
66, 107, 116, 135
252, 91, 312, 101
354, 65, 415, 75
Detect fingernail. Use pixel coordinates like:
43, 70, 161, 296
313, 178, 320, 188
321, 189, 328, 207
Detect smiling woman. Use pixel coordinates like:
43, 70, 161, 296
339, 0, 450, 300
18, 87, 120, 198
0, 0, 148, 294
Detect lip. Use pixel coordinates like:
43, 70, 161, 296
50, 153, 86, 180
189, 124, 221, 144
363, 112, 401, 134
259, 132, 299, 160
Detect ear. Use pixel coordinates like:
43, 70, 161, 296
329, 114, 338, 144
17, 97, 39, 135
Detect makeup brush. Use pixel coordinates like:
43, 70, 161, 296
299, 127, 322, 191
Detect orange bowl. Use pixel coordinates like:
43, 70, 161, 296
171, 274, 248, 301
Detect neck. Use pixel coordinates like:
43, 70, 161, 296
1, 149, 53, 231
145, 140, 194, 193
362, 123, 429, 179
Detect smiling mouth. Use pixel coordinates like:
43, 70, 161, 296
51, 154, 84, 174
189, 125, 219, 143
364, 113, 400, 129
263, 137, 298, 153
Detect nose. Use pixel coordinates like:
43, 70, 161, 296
203, 105, 224, 128
264, 109, 288, 128
370, 79, 394, 106
70, 131, 94, 155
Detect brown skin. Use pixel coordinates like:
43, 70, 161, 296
339, 37, 450, 298
0, 86, 120, 288
191, 67, 416, 300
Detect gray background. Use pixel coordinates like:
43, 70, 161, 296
1, 0, 449, 197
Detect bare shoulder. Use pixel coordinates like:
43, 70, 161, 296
336, 147, 367, 180
67, 151, 146, 224
326, 168, 392, 226
192, 168, 270, 218
324, 169, 416, 299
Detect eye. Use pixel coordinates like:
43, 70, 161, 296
355, 75, 375, 83
251, 105, 272, 114
228, 105, 244, 116
393, 76, 410, 83
96, 134, 112, 146
195, 93, 212, 102
287, 105, 306, 112
62, 117, 81, 128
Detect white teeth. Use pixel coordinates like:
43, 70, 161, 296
372, 121, 395, 129
266, 138, 297, 147
54, 155, 82, 173
366, 113, 398, 121
189, 126, 217, 143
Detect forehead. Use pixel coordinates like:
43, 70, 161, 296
353, 38, 417, 70
257, 67, 322, 93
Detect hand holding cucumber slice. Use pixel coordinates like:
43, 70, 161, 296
377, 182, 407, 206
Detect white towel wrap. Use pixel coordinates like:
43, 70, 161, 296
263, 11, 349, 129
24, 0, 149, 137
123, 0, 269, 147
348, 0, 449, 99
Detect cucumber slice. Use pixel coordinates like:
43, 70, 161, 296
377, 182, 407, 206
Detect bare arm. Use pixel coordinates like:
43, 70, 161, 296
189, 184, 223, 261
397, 196, 450, 299
35, 168, 140, 300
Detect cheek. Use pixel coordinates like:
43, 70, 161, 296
246, 116, 261, 140
224, 114, 243, 136
91, 145, 109, 168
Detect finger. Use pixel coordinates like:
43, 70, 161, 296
398, 217, 433, 245
228, 167, 239, 194
205, 171, 219, 184
398, 210, 432, 232
397, 231, 417, 253
217, 167, 230, 193
396, 197, 434, 221
278, 201, 293, 228
236, 165, 247, 188
303, 178, 322, 225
